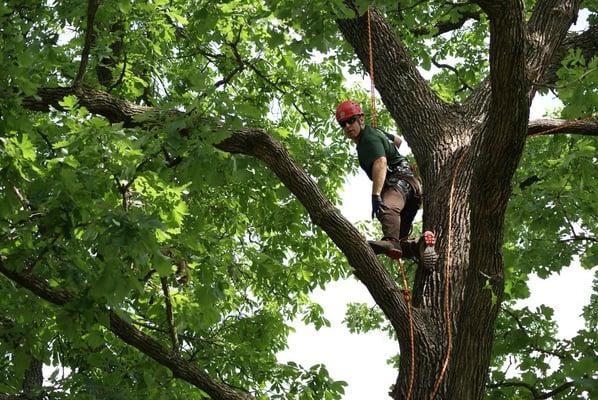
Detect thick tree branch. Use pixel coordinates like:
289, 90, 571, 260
527, 117, 598, 136
19, 86, 418, 339
543, 25, 598, 85
0, 259, 253, 400
73, 0, 100, 87
527, 0, 582, 88
336, 7, 449, 158
412, 9, 481, 36
21, 358, 43, 399
431, 55, 474, 92
469, 1, 529, 215
22, 87, 151, 126
484, 0, 528, 130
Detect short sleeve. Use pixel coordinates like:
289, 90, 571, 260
357, 133, 387, 178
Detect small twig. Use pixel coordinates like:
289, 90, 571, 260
431, 55, 474, 92
487, 380, 540, 398
535, 380, 575, 399
161, 276, 179, 351
36, 129, 56, 157
412, 7, 481, 36
11, 186, 31, 210
112, 174, 128, 210
559, 235, 597, 243
555, 195, 579, 241
73, 0, 100, 87
108, 52, 128, 92
214, 65, 245, 89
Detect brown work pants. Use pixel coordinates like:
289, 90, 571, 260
378, 184, 420, 259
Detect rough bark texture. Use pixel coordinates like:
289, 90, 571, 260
2, 1, 595, 399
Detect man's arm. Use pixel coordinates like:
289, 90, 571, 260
371, 156, 388, 195
384, 132, 402, 148
392, 135, 402, 148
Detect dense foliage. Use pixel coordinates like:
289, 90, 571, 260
0, 0, 596, 399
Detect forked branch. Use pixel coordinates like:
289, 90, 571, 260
73, 0, 100, 87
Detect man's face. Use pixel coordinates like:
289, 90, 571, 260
340, 114, 364, 140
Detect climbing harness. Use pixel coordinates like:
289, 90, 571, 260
367, 7, 377, 128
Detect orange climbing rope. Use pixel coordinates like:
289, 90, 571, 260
367, 7, 377, 128
396, 258, 415, 400
429, 150, 467, 400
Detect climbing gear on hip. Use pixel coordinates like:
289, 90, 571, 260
386, 161, 423, 200
390, 179, 412, 198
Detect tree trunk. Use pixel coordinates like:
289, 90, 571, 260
4, 2, 589, 398
337, 2, 580, 398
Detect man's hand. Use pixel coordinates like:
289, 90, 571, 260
371, 195, 386, 219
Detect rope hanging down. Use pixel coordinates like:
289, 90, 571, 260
428, 151, 466, 400
367, 7, 377, 128
397, 258, 415, 400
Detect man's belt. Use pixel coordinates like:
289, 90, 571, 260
395, 179, 412, 197
386, 163, 423, 199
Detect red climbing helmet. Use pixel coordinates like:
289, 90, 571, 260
335, 100, 363, 123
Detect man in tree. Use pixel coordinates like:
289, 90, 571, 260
336, 100, 437, 270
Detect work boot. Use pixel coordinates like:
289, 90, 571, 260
368, 239, 403, 260
419, 231, 438, 272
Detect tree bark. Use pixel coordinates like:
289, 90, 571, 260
336, 1, 583, 399
11, 1, 591, 396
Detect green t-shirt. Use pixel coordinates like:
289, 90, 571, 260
356, 125, 406, 179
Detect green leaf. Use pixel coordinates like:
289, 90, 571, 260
58, 95, 79, 111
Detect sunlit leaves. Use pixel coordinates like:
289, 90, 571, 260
556, 51, 598, 118
1, 1, 355, 396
